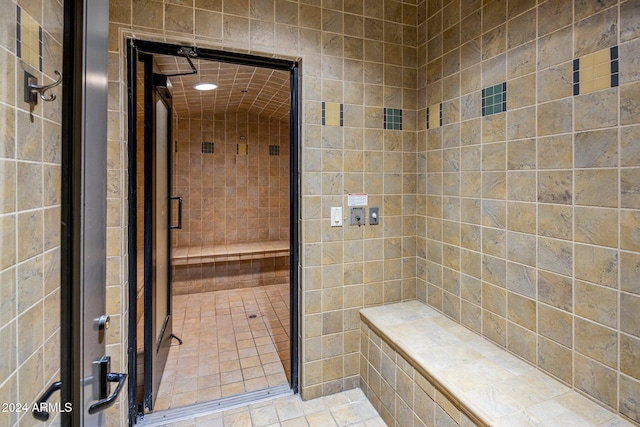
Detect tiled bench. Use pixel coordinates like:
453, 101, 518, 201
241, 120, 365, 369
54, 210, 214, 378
172, 241, 290, 265
171, 242, 290, 295
360, 301, 634, 427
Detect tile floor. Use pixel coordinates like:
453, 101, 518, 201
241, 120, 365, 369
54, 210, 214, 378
153, 284, 291, 411
147, 388, 386, 427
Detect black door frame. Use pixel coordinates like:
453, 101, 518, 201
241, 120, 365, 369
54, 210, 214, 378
126, 39, 300, 424
139, 50, 175, 413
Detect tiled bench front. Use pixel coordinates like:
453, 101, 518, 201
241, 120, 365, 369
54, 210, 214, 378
172, 241, 290, 265
360, 301, 634, 427
171, 241, 290, 295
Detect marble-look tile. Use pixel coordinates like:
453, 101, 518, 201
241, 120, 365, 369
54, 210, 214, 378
506, 201, 535, 234
619, 374, 640, 424
621, 168, 640, 209
574, 317, 618, 369
538, 134, 572, 169
575, 280, 617, 329
621, 81, 640, 126
538, 26, 573, 70
17, 210, 43, 263
483, 24, 506, 60
575, 129, 618, 168
507, 232, 535, 267
574, 7, 618, 57
132, 0, 164, 29
575, 170, 618, 207
537, 171, 572, 204
620, 0, 640, 43
574, 206, 618, 247
538, 303, 573, 348
575, 0, 616, 21
482, 199, 505, 228
507, 41, 536, 79
620, 251, 640, 296
506, 262, 535, 299
620, 334, 640, 380
574, 243, 617, 288
537, 237, 572, 276
506, 108, 535, 140
575, 88, 618, 131
538, 203, 572, 240
506, 171, 536, 202
621, 293, 640, 338
482, 53, 506, 88
537, 98, 573, 137
537, 270, 572, 312
620, 38, 640, 85
537, 0, 572, 37
507, 9, 536, 49
574, 353, 617, 409
16, 161, 42, 211
538, 336, 573, 384
482, 171, 506, 200
507, 293, 535, 331
537, 63, 572, 102
620, 210, 640, 252
482, 283, 507, 317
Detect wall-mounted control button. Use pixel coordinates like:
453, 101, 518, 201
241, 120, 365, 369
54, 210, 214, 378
369, 207, 379, 225
350, 207, 365, 226
331, 207, 342, 227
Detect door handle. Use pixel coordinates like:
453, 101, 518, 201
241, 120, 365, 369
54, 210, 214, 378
87, 373, 127, 414
170, 196, 183, 229
32, 380, 62, 421
88, 355, 127, 414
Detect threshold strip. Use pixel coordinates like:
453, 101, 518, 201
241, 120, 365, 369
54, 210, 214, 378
137, 384, 292, 426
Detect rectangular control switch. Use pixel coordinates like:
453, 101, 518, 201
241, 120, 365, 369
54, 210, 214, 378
369, 207, 379, 225
331, 207, 342, 226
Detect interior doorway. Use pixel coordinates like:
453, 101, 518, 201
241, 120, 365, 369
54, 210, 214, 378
126, 40, 299, 423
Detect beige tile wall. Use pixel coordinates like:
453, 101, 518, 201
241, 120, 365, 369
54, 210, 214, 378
107, 0, 640, 424
417, 0, 640, 423
172, 113, 290, 247
0, 0, 64, 425
108, 0, 420, 411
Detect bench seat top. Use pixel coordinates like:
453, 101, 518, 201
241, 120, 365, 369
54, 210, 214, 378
360, 301, 634, 427
172, 241, 290, 265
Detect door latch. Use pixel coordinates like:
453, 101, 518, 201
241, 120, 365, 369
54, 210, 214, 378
93, 356, 111, 400
89, 356, 127, 414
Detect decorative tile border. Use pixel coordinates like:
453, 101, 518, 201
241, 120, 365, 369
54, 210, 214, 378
269, 145, 280, 156
427, 103, 442, 129
322, 101, 343, 126
573, 46, 619, 96
482, 82, 506, 116
384, 108, 402, 130
16, 5, 43, 72
201, 141, 214, 154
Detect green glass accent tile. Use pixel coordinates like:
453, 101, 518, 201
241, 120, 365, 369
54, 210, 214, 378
384, 108, 403, 130
482, 82, 507, 116
201, 142, 214, 154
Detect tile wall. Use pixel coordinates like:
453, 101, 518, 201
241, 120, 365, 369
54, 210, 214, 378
108, 0, 420, 410
106, 0, 640, 424
0, 0, 64, 425
172, 113, 290, 247
416, 0, 640, 423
